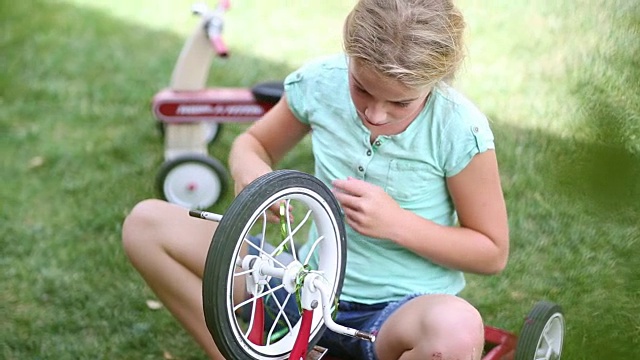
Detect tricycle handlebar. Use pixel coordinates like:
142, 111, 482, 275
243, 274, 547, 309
192, 1, 230, 57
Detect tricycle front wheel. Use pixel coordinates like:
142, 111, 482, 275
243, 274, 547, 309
156, 154, 228, 209
203, 170, 347, 359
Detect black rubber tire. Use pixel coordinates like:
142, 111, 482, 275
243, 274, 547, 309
203, 170, 346, 360
515, 301, 565, 360
156, 154, 228, 209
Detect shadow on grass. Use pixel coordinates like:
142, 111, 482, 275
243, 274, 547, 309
563, 0, 640, 217
476, 7, 639, 355
466, 118, 639, 359
467, 119, 639, 359
552, 7, 639, 356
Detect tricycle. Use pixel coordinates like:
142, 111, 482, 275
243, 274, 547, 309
192, 170, 565, 360
152, 0, 284, 209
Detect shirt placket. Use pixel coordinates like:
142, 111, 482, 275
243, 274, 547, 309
355, 138, 383, 180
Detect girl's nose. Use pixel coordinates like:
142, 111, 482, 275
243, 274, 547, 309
364, 102, 386, 124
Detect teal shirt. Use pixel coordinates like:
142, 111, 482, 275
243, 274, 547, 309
285, 54, 495, 304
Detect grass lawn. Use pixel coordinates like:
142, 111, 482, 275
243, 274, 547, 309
2, 0, 638, 359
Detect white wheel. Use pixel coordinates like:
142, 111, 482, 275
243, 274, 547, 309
156, 155, 228, 209
202, 170, 347, 360
515, 301, 565, 360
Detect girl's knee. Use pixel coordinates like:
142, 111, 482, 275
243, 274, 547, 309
426, 296, 484, 356
122, 199, 168, 254
430, 296, 483, 333
377, 295, 484, 359
410, 295, 484, 357
447, 296, 483, 327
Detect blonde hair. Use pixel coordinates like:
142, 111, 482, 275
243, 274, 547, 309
343, 0, 466, 89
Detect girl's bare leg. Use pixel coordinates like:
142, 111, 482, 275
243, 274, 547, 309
122, 199, 223, 359
375, 295, 484, 360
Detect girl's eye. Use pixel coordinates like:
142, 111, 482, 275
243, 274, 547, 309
394, 101, 411, 108
354, 85, 368, 94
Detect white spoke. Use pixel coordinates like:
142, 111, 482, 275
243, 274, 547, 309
234, 268, 253, 277
244, 239, 287, 269
303, 235, 325, 265
264, 287, 294, 345
542, 331, 552, 348
243, 283, 261, 339
536, 318, 562, 360
284, 200, 298, 262
233, 283, 285, 312
272, 209, 313, 259
260, 211, 267, 247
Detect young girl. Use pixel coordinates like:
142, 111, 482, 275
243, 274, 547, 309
122, 0, 509, 359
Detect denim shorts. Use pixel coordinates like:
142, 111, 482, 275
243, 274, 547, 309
245, 236, 420, 360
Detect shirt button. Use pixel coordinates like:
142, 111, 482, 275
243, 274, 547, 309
374, 140, 381, 146
358, 166, 364, 172
366, 150, 372, 156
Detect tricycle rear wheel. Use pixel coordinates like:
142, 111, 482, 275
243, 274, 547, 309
515, 301, 564, 360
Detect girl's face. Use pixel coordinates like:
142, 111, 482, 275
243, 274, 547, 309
348, 59, 430, 136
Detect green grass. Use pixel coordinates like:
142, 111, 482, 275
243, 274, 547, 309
1, 0, 638, 359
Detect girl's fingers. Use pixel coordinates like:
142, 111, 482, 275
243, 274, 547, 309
332, 190, 358, 212
265, 201, 294, 223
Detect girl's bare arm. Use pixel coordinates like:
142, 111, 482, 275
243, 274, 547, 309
229, 96, 311, 194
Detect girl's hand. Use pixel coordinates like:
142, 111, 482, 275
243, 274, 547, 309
331, 177, 403, 239
235, 177, 292, 223
267, 200, 294, 223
